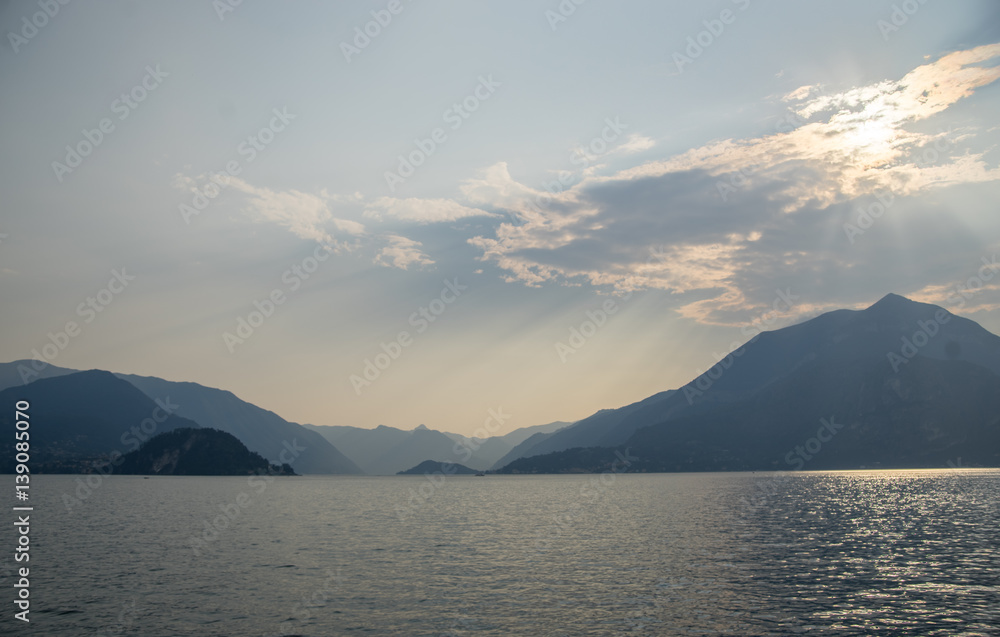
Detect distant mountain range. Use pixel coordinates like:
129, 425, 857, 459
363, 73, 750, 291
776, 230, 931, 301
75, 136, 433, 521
115, 372, 360, 474
3, 293, 997, 475
305, 420, 570, 474
0, 360, 569, 475
496, 294, 1000, 472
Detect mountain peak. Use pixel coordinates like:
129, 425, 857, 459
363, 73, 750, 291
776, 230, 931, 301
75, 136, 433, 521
862, 293, 960, 324
869, 292, 914, 309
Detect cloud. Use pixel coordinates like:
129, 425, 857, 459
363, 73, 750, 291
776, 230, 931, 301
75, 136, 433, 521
459, 162, 552, 219
908, 283, 1000, 314
614, 133, 656, 155
166, 45, 1000, 324
465, 43, 1000, 324
782, 84, 819, 102
224, 178, 365, 246
363, 197, 497, 224
375, 235, 434, 270
171, 173, 366, 247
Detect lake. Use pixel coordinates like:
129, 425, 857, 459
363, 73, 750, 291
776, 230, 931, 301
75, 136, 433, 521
3, 470, 998, 635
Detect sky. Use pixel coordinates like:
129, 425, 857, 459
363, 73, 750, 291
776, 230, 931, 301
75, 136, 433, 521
2, 0, 1000, 436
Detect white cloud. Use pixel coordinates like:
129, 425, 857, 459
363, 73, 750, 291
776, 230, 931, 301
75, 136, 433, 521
170, 174, 366, 248
782, 84, 820, 102
464, 43, 1000, 324
375, 235, 434, 270
614, 133, 656, 155
363, 197, 497, 224
167, 45, 1000, 325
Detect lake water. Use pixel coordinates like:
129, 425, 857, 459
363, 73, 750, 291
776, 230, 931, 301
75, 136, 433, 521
3, 471, 998, 635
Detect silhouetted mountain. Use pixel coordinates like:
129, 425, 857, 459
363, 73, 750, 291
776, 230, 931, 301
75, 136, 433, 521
308, 420, 575, 474
492, 431, 556, 470
304, 424, 488, 474
498, 294, 1000, 473
117, 427, 296, 476
0, 370, 202, 473
500, 420, 574, 446
443, 420, 573, 469
0, 360, 77, 390
0, 361, 362, 475
397, 460, 479, 475
116, 373, 362, 475
492, 394, 677, 468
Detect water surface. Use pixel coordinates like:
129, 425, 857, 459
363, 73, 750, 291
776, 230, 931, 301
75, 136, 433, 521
3, 470, 998, 635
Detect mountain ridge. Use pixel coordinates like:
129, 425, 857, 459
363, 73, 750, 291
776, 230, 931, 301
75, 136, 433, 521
0, 362, 362, 475
496, 293, 1000, 473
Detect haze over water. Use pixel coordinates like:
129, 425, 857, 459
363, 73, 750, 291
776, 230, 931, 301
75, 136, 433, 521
7, 471, 998, 635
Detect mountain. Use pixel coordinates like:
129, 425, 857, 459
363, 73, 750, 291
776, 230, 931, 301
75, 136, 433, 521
445, 420, 573, 469
397, 460, 479, 475
627, 355, 1000, 471
0, 361, 362, 475
116, 373, 362, 475
492, 431, 555, 470
117, 428, 296, 476
304, 423, 492, 474
306, 420, 575, 474
498, 294, 1000, 473
0, 360, 77, 390
491, 394, 677, 468
0, 370, 203, 473
498, 420, 574, 446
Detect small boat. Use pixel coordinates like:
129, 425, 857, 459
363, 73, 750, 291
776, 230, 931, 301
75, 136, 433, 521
475, 471, 485, 476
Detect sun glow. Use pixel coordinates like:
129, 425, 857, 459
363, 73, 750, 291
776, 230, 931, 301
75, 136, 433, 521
848, 119, 896, 150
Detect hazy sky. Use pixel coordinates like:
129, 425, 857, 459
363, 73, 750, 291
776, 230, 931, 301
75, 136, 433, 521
2, 1, 1000, 435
